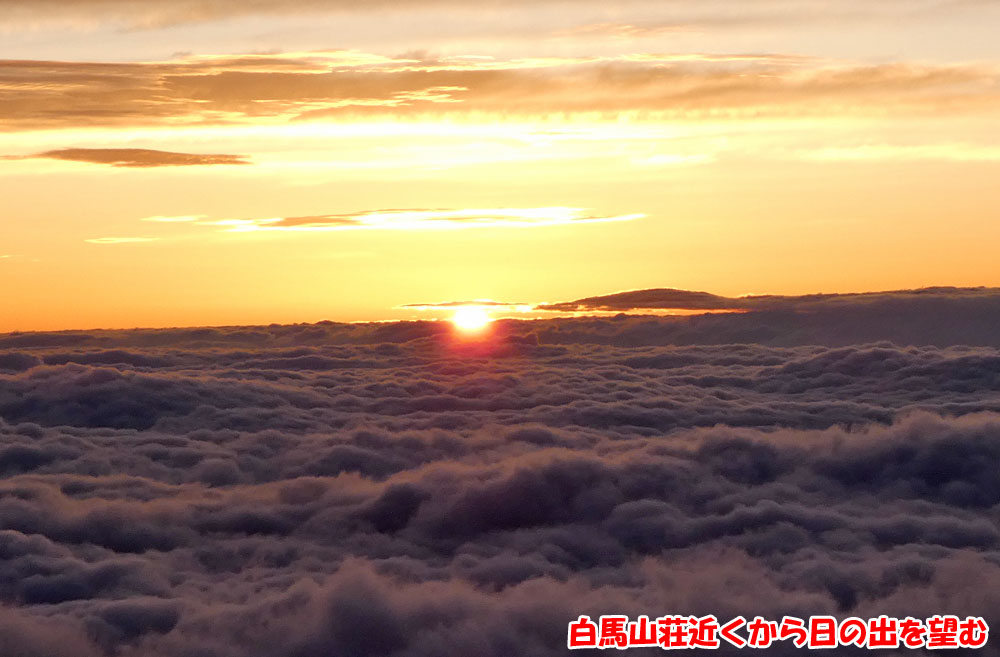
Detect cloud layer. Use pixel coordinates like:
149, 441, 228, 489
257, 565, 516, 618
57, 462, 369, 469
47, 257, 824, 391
0, 0, 985, 30
2, 50, 996, 131
1, 289, 1000, 655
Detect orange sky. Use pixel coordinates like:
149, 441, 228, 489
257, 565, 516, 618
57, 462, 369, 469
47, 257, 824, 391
2, 0, 1000, 331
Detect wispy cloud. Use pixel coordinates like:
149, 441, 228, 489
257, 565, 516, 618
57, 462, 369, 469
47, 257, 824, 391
85, 237, 160, 244
140, 215, 205, 223
556, 22, 696, 39
0, 0, 987, 29
802, 143, 1000, 162
401, 299, 533, 311
1, 50, 996, 131
21, 148, 251, 167
204, 207, 645, 232
0, 254, 40, 263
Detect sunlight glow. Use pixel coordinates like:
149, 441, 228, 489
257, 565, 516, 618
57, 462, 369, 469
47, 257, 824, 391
451, 306, 492, 332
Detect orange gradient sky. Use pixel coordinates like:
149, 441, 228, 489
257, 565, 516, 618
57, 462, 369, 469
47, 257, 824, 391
2, 0, 1000, 331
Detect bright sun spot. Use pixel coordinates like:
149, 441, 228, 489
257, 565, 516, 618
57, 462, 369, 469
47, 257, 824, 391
451, 306, 492, 332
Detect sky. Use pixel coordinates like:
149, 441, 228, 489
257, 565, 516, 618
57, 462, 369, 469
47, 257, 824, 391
3, 6, 1000, 652
3, 0, 1000, 331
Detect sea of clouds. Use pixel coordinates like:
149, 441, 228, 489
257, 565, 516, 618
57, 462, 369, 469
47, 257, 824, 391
2, 290, 1000, 656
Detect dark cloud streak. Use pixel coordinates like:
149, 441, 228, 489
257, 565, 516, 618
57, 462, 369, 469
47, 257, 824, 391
23, 148, 252, 167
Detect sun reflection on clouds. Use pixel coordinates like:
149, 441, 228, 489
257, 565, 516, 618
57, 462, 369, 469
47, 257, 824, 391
84, 236, 160, 244
199, 207, 645, 232
402, 300, 538, 326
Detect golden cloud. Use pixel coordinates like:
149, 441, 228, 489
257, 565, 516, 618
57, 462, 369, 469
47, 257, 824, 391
1, 51, 997, 131
203, 207, 645, 232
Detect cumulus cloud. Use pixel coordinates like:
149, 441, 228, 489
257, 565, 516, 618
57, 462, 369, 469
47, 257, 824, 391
22, 148, 251, 168
1, 289, 999, 655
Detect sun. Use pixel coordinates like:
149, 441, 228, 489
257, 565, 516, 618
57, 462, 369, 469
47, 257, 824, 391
451, 306, 492, 332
